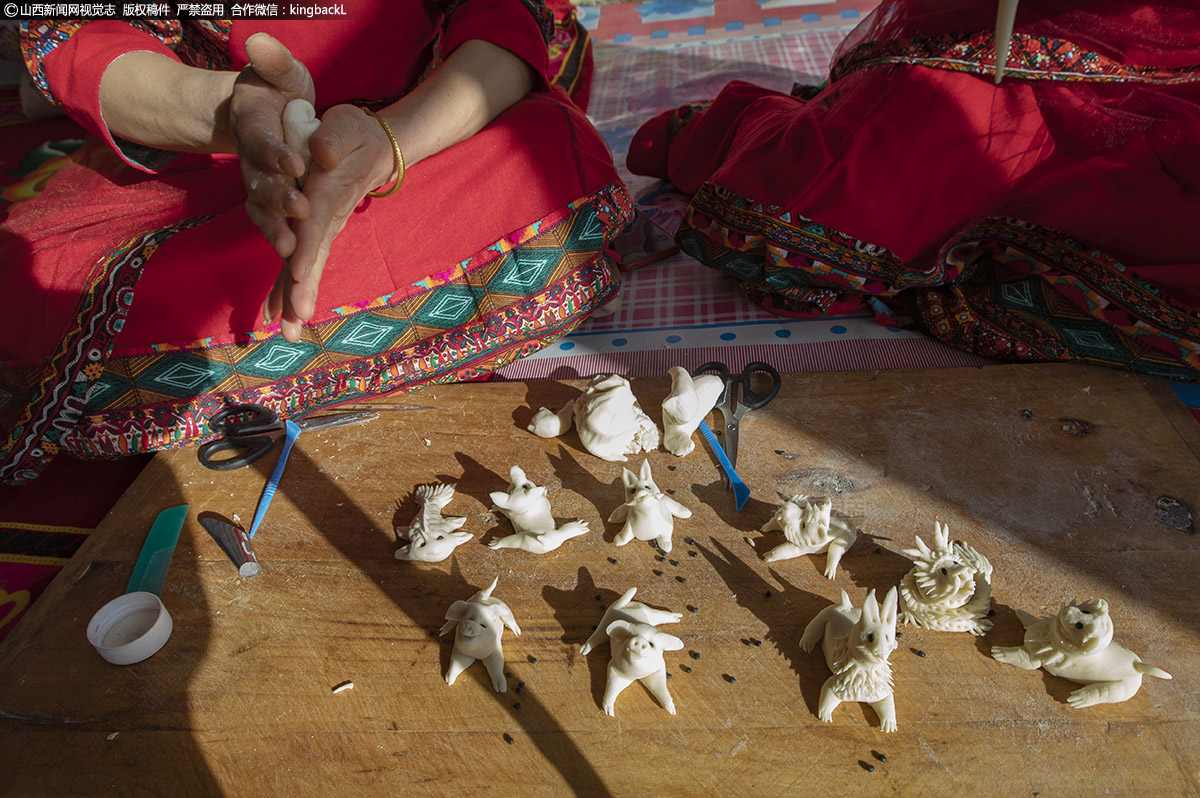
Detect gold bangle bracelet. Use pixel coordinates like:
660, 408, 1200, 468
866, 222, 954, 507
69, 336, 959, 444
361, 107, 405, 198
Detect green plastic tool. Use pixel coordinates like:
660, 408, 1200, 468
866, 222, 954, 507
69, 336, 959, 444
126, 504, 189, 596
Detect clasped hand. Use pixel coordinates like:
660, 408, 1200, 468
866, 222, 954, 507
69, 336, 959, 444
233, 33, 395, 344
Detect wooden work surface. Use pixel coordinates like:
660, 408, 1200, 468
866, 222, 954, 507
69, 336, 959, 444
2, 364, 1199, 796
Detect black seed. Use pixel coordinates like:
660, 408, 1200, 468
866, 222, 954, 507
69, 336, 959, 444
608, 557, 617, 564
775, 450, 784, 455
917, 650, 926, 658
682, 666, 692, 674
676, 576, 687, 583
724, 674, 736, 683
872, 751, 887, 763
685, 537, 695, 545
988, 609, 996, 617
669, 559, 679, 566
667, 489, 676, 495
591, 624, 597, 630
666, 673, 673, 679
656, 555, 665, 562
654, 569, 663, 576
528, 656, 538, 664
752, 639, 761, 647
1019, 409, 1033, 420
513, 703, 521, 710
518, 682, 524, 688
765, 590, 772, 598
515, 686, 523, 694
688, 606, 698, 613
595, 594, 602, 601
688, 551, 697, 557
504, 734, 514, 745
874, 547, 882, 554
866, 764, 876, 773
896, 632, 903, 638
668, 465, 676, 471
691, 652, 701, 660
505, 671, 513, 678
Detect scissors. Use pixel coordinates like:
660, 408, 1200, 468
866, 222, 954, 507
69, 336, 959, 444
691, 361, 782, 510
198, 403, 378, 471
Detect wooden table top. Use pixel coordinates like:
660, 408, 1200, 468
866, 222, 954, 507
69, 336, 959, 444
2, 364, 1198, 796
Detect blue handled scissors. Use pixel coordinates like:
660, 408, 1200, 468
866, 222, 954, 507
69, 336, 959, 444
691, 361, 782, 509
198, 404, 378, 471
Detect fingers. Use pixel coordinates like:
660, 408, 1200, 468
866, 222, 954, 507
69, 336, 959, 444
244, 33, 314, 102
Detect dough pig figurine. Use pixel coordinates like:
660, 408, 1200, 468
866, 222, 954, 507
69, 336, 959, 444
800, 587, 900, 732
608, 460, 692, 554
394, 484, 473, 563
487, 466, 588, 553
603, 620, 684, 716
758, 495, 859, 579
440, 577, 521, 693
580, 587, 683, 655
992, 598, 1172, 707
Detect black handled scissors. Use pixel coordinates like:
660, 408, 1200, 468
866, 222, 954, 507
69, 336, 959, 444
198, 403, 378, 471
691, 361, 782, 484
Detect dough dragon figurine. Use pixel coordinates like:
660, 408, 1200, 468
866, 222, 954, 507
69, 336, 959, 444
757, 495, 859, 579
991, 598, 1172, 707
394, 484, 473, 563
898, 522, 993, 635
527, 374, 660, 462
440, 577, 521, 693
800, 587, 900, 732
608, 460, 692, 554
487, 466, 588, 553
580, 587, 683, 656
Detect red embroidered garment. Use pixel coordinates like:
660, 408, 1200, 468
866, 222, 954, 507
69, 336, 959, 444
0, 1, 629, 484
628, 0, 1200, 380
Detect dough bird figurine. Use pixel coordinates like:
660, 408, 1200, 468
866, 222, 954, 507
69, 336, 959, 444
394, 484, 472, 563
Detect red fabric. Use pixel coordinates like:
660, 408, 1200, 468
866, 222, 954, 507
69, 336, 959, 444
629, 0, 1200, 307
3, 3, 617, 362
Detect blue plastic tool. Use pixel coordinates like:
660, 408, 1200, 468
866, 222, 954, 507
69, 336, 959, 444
698, 420, 751, 511
126, 504, 189, 596
248, 419, 300, 538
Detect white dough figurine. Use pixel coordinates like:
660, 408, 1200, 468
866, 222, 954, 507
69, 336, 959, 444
758, 495, 859, 579
991, 598, 1172, 708
580, 587, 683, 655
487, 466, 588, 553
281, 98, 320, 184
440, 577, 521, 693
608, 460, 692, 554
898, 522, 993, 635
603, 620, 684, 716
661, 366, 725, 456
800, 587, 899, 732
528, 374, 660, 461
394, 484, 473, 563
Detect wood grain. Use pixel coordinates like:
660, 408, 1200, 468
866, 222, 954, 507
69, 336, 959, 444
2, 364, 1198, 796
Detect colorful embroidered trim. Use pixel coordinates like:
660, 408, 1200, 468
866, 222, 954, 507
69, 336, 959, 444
676, 183, 1200, 381
0, 216, 212, 485
832, 31, 1200, 85
549, 10, 590, 99
9, 180, 633, 464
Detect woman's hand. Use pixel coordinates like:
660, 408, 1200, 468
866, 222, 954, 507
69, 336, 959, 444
229, 33, 316, 261
263, 103, 396, 343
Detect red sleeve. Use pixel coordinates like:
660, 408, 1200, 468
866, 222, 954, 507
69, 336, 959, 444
22, 21, 185, 172
440, 0, 554, 89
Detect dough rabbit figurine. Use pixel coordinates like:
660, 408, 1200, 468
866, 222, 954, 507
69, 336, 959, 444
440, 577, 521, 693
992, 598, 1172, 707
580, 587, 683, 655
608, 460, 692, 554
898, 522, 993, 635
395, 484, 473, 563
487, 466, 588, 553
661, 367, 725, 456
800, 587, 899, 732
528, 374, 660, 461
758, 495, 859, 579
603, 620, 683, 716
